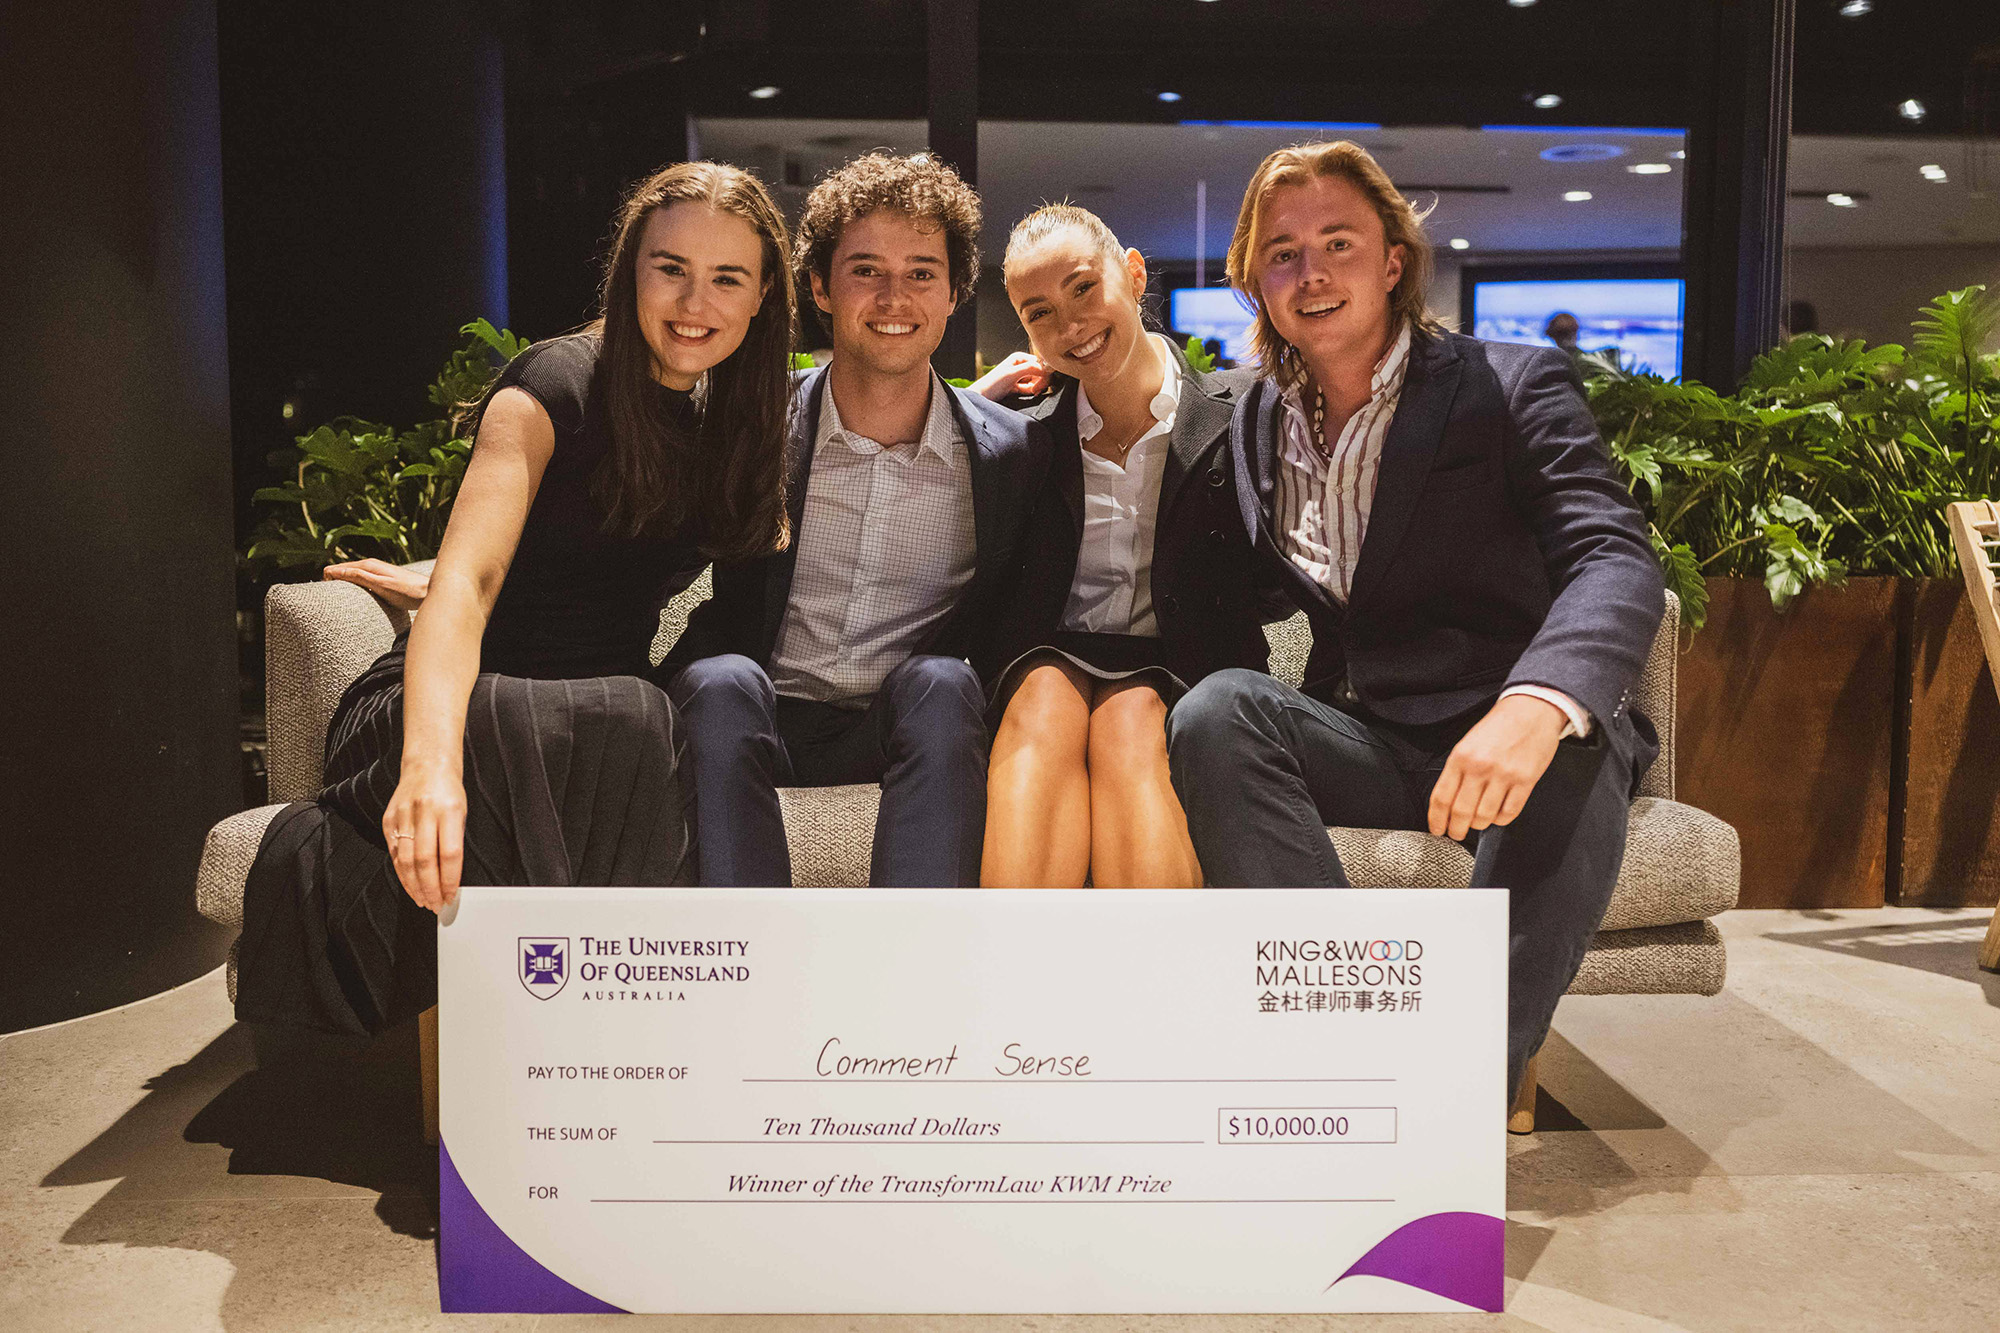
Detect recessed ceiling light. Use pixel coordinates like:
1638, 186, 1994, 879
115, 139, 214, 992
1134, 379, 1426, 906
1508, 0, 1539, 7
1531, 93, 1563, 109
1826, 192, 1858, 207
748, 85, 780, 100
1157, 91, 1183, 103
1449, 238, 1472, 250
1898, 99, 1926, 123
1628, 162, 1673, 174
1564, 190, 1593, 202
1920, 164, 1949, 181
1669, 149, 1686, 159
1839, 0, 1873, 15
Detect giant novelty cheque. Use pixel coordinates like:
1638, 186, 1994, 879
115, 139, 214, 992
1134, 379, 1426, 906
437, 886, 1506, 1314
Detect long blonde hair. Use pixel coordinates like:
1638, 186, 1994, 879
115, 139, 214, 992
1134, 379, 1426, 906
1225, 140, 1443, 386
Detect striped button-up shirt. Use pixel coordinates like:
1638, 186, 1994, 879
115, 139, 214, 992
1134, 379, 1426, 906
768, 373, 978, 706
1274, 321, 1412, 605
1272, 322, 1589, 735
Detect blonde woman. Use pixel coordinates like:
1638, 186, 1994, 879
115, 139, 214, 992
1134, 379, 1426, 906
974, 206, 1275, 888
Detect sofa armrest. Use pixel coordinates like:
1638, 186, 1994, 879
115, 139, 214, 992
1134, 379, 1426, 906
197, 803, 288, 929
1634, 589, 1679, 801
265, 581, 398, 801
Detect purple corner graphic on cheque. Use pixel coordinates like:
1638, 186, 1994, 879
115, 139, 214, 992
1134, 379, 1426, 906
438, 1141, 625, 1314
1329, 1211, 1506, 1312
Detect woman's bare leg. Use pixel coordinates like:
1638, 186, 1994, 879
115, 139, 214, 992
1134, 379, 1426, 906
981, 662, 1093, 887
1085, 681, 1204, 888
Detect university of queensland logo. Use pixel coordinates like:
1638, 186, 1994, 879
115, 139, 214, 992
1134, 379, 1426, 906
518, 937, 569, 999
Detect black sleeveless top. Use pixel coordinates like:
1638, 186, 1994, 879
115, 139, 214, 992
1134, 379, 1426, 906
475, 333, 707, 679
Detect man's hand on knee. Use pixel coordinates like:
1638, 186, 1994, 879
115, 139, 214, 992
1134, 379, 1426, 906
1428, 694, 1569, 841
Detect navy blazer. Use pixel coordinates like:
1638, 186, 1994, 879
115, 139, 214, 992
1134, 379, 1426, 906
660, 367, 1055, 688
987, 347, 1272, 688
1232, 329, 1664, 732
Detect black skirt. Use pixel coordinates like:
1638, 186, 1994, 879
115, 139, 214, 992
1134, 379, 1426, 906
236, 642, 694, 1037
986, 630, 1190, 726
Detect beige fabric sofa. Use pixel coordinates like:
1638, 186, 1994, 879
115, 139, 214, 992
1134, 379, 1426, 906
197, 576, 1737, 1125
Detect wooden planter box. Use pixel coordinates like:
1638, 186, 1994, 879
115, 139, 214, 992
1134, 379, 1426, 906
1894, 578, 2000, 908
1677, 576, 2000, 909
1678, 577, 1898, 909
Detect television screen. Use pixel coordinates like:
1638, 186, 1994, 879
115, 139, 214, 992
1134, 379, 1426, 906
1469, 277, 1684, 379
1170, 287, 1258, 364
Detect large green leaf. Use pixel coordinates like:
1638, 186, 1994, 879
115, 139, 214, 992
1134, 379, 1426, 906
1653, 537, 1708, 630
462, 317, 528, 362
324, 518, 404, 542
1911, 285, 1996, 386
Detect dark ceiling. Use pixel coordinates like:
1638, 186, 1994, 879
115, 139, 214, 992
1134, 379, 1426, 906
495, 0, 1999, 138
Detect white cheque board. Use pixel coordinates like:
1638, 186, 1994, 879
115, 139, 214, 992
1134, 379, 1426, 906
437, 886, 1506, 1315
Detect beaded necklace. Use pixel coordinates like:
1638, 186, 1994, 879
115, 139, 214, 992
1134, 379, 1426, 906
1310, 385, 1332, 459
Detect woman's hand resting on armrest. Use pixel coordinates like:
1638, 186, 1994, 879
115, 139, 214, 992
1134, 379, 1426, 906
324, 558, 431, 611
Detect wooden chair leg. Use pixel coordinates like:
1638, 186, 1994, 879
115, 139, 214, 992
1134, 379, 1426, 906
419, 1004, 440, 1145
1508, 1052, 1539, 1135
1980, 909, 2000, 975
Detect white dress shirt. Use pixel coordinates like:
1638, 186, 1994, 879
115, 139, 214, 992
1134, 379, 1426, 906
1272, 323, 1590, 737
1059, 333, 1181, 636
768, 373, 978, 706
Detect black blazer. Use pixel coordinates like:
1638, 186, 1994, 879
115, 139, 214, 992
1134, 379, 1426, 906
1231, 329, 1664, 733
660, 367, 1054, 687
988, 347, 1273, 687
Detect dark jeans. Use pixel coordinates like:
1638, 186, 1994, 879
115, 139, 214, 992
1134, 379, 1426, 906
661, 653, 989, 887
1165, 668, 1654, 1101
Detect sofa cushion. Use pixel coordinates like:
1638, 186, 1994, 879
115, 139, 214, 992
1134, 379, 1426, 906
781, 784, 879, 888
651, 566, 714, 668
1572, 920, 1725, 996
1328, 796, 1737, 931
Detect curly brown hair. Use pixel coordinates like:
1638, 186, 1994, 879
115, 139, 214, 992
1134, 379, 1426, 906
794, 152, 982, 330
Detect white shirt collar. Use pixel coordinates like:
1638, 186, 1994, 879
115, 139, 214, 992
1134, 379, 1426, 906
820, 370, 964, 466
1075, 333, 1181, 444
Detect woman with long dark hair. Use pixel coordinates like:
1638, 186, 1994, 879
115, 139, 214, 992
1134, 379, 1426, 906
239, 161, 794, 1036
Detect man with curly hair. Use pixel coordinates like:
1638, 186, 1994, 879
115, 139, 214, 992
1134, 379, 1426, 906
660, 153, 1053, 888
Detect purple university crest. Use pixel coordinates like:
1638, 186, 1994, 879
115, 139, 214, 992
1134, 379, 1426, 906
518, 938, 569, 999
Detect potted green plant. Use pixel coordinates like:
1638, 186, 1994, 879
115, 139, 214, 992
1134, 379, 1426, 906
247, 319, 525, 571
1584, 287, 1999, 909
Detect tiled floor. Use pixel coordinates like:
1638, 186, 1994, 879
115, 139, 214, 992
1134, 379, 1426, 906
3, 908, 1997, 1332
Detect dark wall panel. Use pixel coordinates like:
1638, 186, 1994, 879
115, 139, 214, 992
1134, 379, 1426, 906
0, 0, 239, 1028
219, 0, 510, 540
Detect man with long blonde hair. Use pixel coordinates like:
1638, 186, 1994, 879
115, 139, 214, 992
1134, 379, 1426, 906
1167, 142, 1666, 1103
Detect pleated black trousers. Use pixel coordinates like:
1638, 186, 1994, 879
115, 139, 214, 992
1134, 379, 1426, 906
237, 647, 695, 1036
